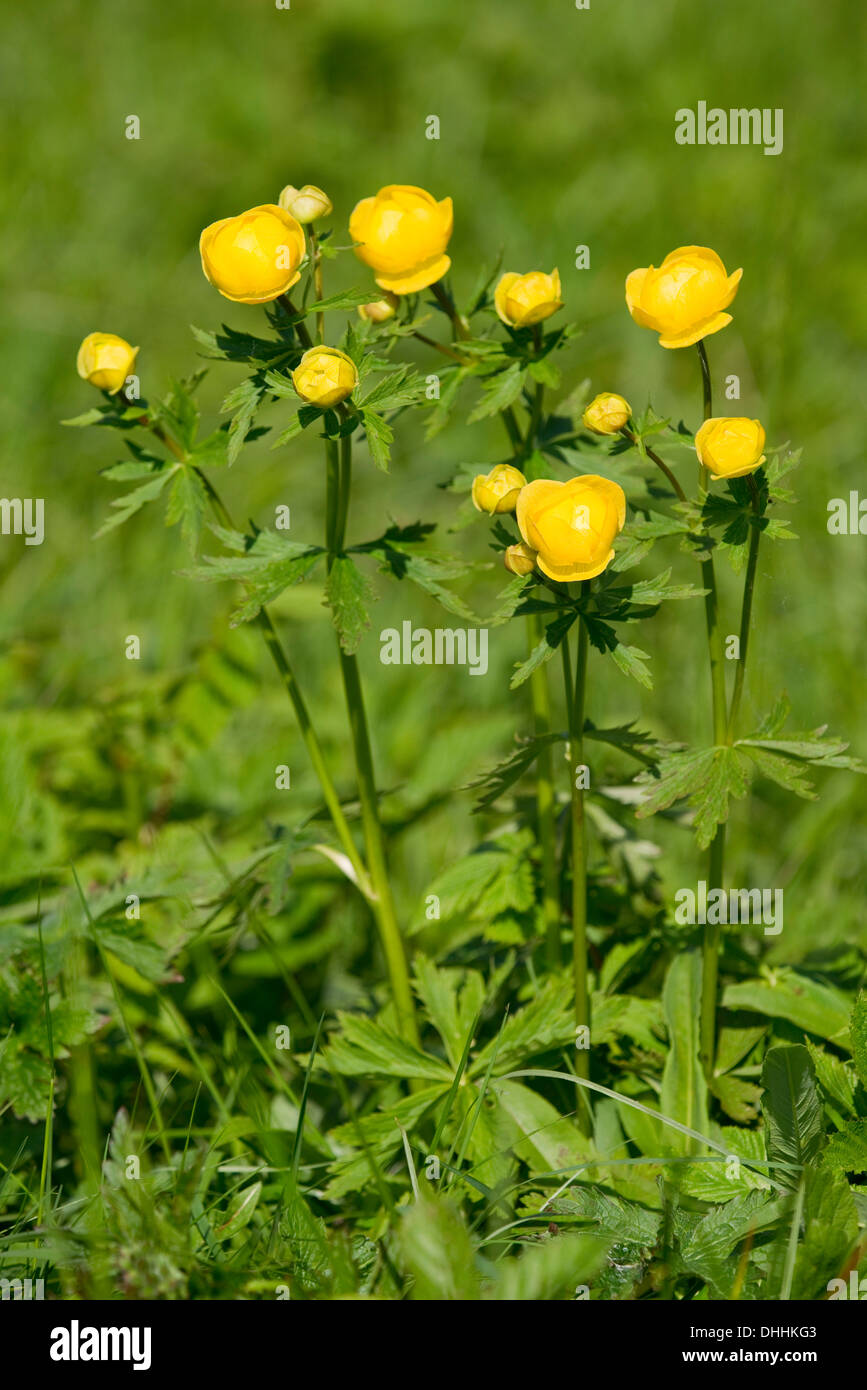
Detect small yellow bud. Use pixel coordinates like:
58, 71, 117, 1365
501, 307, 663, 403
694, 417, 766, 480
358, 293, 400, 324
504, 542, 537, 576
76, 333, 139, 395
583, 392, 632, 435
471, 464, 528, 515
494, 270, 563, 329
278, 184, 333, 224
291, 346, 358, 409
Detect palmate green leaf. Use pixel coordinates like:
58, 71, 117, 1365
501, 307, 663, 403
221, 375, 266, 464
326, 1013, 452, 1083
411, 957, 484, 1070
357, 366, 426, 413
678, 1127, 771, 1202
470, 978, 575, 1077
739, 745, 817, 798
554, 1184, 660, 1247
609, 514, 689, 572
192, 322, 295, 368
708, 1073, 763, 1125
807, 1040, 858, 1123
463, 732, 565, 810
510, 611, 576, 690
679, 1190, 783, 1296
487, 1233, 609, 1301
660, 952, 708, 1157
583, 616, 653, 690
157, 373, 203, 451
823, 1120, 867, 1175
468, 362, 526, 423
635, 745, 750, 847
399, 553, 478, 622
724, 971, 852, 1048
791, 1165, 859, 1299
324, 555, 374, 654
94, 465, 177, 538
185, 530, 323, 624
604, 568, 707, 608
399, 1197, 481, 1301
359, 408, 393, 470
761, 1045, 825, 1188
324, 1086, 444, 1201
850, 993, 867, 1088
165, 465, 208, 554
610, 641, 653, 690
272, 403, 323, 447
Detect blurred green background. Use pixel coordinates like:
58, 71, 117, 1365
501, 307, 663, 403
2, 0, 866, 961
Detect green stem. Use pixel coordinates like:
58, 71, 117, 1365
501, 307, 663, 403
621, 429, 687, 503
411, 331, 467, 365
501, 405, 525, 456
432, 280, 471, 341
309, 229, 325, 342
695, 339, 727, 1080
566, 601, 591, 1124
529, 612, 560, 970
325, 433, 419, 1045
196, 466, 371, 896
726, 476, 762, 741
278, 294, 314, 351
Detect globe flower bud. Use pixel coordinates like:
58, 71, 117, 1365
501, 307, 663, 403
694, 417, 766, 480
625, 245, 742, 349
494, 270, 563, 329
583, 392, 632, 435
504, 541, 537, 576
199, 204, 306, 304
471, 464, 527, 515
292, 346, 358, 409
349, 184, 453, 294
358, 293, 400, 324
76, 333, 139, 395
278, 184, 333, 223
516, 475, 626, 582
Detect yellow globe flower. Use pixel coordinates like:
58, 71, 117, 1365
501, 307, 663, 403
471, 464, 527, 515
292, 346, 358, 409
583, 392, 632, 435
503, 541, 537, 576
516, 475, 626, 582
76, 333, 139, 395
349, 184, 453, 295
358, 293, 400, 324
694, 417, 766, 480
278, 184, 333, 223
494, 270, 563, 329
625, 245, 742, 349
199, 204, 306, 304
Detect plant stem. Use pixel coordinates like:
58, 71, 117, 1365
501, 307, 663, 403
325, 432, 420, 1045
621, 429, 687, 503
410, 331, 467, 365
432, 280, 471, 340
529, 612, 560, 970
566, 600, 591, 1119
195, 466, 372, 895
309, 229, 325, 341
695, 338, 727, 1081
726, 476, 762, 741
277, 294, 314, 350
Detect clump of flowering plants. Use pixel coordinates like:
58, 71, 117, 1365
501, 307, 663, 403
51, 182, 867, 1303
